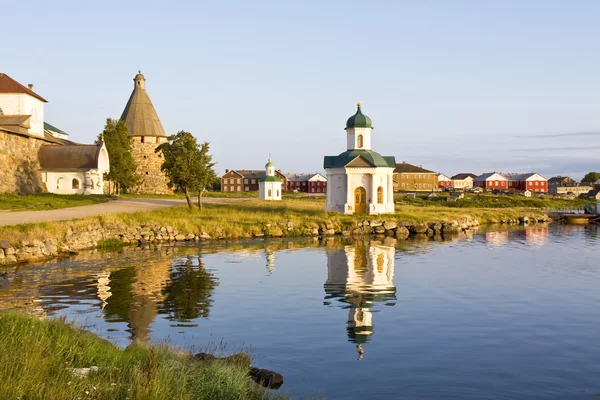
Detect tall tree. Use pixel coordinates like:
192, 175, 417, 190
97, 119, 137, 194
581, 172, 600, 183
195, 141, 217, 210
156, 131, 216, 209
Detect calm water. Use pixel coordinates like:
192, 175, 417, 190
1, 224, 600, 399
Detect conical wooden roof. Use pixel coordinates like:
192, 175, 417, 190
120, 71, 166, 137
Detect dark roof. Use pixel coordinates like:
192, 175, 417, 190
39, 144, 103, 171
451, 173, 477, 180
120, 72, 166, 137
324, 150, 395, 169
501, 172, 547, 181
393, 162, 434, 174
43, 122, 68, 136
474, 172, 503, 181
0, 73, 48, 102
346, 103, 372, 129
224, 170, 286, 180
548, 176, 574, 184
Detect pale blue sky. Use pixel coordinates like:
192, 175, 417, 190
3, 0, 599, 179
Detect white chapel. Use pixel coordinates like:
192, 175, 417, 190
324, 104, 395, 214
258, 158, 282, 201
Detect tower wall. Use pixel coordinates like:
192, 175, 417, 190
130, 136, 171, 194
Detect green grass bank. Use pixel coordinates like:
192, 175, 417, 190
0, 193, 115, 211
0, 313, 287, 400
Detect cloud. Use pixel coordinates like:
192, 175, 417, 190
521, 131, 600, 139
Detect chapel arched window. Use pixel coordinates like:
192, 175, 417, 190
72, 179, 80, 189
357, 134, 363, 148
377, 186, 384, 203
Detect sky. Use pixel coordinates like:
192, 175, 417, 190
3, 0, 599, 179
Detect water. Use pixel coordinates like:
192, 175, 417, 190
1, 224, 599, 399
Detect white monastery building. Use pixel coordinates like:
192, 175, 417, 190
258, 158, 282, 201
0, 73, 109, 195
324, 104, 395, 214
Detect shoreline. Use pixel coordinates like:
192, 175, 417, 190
0, 202, 551, 267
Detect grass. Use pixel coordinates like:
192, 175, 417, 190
0, 193, 116, 211
395, 192, 590, 210
0, 313, 287, 400
0, 195, 569, 245
97, 238, 125, 252
120, 191, 260, 200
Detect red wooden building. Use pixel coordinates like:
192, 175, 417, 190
436, 173, 452, 189
503, 173, 547, 193
473, 172, 508, 189
286, 172, 327, 193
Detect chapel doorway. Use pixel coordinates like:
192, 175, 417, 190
354, 187, 366, 213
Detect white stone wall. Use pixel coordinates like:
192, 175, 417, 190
43, 170, 105, 195
325, 167, 394, 215
258, 181, 282, 200
0, 93, 45, 137
346, 127, 372, 150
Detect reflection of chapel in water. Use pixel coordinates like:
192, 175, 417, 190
324, 242, 396, 356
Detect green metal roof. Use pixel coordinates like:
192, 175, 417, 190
265, 158, 275, 168
43, 122, 68, 136
261, 175, 281, 182
323, 149, 395, 169
346, 103, 372, 129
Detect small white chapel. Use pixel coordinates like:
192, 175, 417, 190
258, 158, 282, 201
324, 103, 395, 214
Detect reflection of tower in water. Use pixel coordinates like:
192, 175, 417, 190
265, 248, 276, 275
324, 242, 396, 359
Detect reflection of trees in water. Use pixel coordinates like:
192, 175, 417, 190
159, 255, 219, 321
103, 267, 136, 322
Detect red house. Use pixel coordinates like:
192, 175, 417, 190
474, 172, 508, 189
286, 172, 327, 193
503, 173, 547, 193
436, 173, 452, 189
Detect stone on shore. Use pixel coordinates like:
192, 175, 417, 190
249, 367, 284, 389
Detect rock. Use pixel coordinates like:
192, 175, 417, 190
199, 232, 211, 240
249, 367, 284, 389
19, 239, 29, 248
382, 221, 397, 230
185, 233, 196, 241
395, 226, 410, 239
369, 220, 383, 227
442, 225, 461, 234
324, 229, 335, 236
0, 240, 10, 249
174, 234, 186, 241
373, 226, 386, 234
4, 255, 16, 264
410, 223, 428, 234
193, 352, 251, 368
68, 366, 99, 378
519, 216, 529, 224
0, 248, 4, 258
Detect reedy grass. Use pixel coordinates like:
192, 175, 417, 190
0, 313, 287, 400
0, 193, 116, 211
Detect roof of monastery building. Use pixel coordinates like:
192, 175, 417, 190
393, 162, 435, 174
324, 149, 395, 169
0, 73, 48, 102
39, 144, 105, 171
346, 103, 372, 129
120, 71, 166, 137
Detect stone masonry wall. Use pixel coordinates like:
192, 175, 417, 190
0, 130, 48, 194
130, 136, 171, 194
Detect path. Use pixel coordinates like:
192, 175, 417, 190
0, 197, 241, 227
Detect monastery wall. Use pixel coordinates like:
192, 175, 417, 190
0, 130, 48, 194
130, 136, 171, 194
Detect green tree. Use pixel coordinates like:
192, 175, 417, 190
155, 131, 216, 209
97, 119, 137, 194
581, 172, 600, 183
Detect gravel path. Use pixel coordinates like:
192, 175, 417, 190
0, 197, 240, 227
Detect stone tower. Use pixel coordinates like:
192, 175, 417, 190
120, 71, 171, 194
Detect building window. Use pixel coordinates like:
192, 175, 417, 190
244, 179, 248, 184
56, 177, 64, 190
268, 189, 272, 197
401, 183, 405, 189
277, 190, 280, 197
357, 134, 363, 148
252, 179, 256, 184
72, 179, 80, 189
245, 186, 249, 191
0, 107, 3, 115
377, 186, 383, 203
237, 179, 242, 184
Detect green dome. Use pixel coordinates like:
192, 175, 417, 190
265, 158, 274, 168
346, 103, 372, 129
